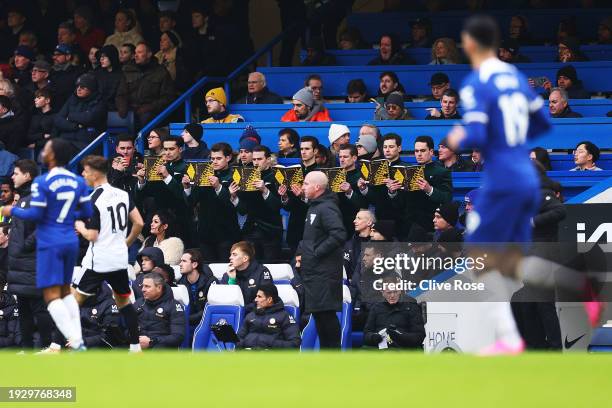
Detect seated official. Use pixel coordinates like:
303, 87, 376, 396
237, 284, 301, 349
135, 272, 185, 349
69, 284, 122, 349
221, 241, 273, 310
364, 272, 426, 350
0, 288, 20, 348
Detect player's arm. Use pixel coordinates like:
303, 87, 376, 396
448, 83, 489, 150
126, 206, 144, 247
5, 181, 46, 221
75, 204, 101, 242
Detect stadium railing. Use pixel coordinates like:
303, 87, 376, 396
299, 45, 612, 65
230, 100, 612, 121
258, 62, 612, 97
346, 8, 612, 44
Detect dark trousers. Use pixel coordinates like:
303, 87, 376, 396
244, 229, 281, 262
17, 296, 55, 349
200, 241, 234, 263
313, 310, 341, 349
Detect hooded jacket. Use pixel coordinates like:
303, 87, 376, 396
134, 283, 185, 348
133, 247, 165, 298
237, 301, 301, 349
95, 45, 123, 111
298, 190, 346, 313
7, 182, 39, 297
0, 292, 20, 347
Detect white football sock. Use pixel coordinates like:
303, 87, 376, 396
62, 294, 84, 349
47, 299, 81, 348
489, 301, 523, 347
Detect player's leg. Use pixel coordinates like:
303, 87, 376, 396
107, 270, 141, 352
59, 244, 84, 350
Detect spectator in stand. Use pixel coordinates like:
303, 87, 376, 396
530, 147, 552, 171
425, 89, 461, 120
597, 17, 612, 45
221, 241, 273, 309
368, 33, 415, 66
26, 61, 53, 97
146, 127, 167, 157
239, 72, 283, 104
237, 283, 301, 349
238, 136, 257, 167
345, 79, 368, 103
201, 87, 244, 124
338, 27, 367, 50
5, 7, 29, 57
230, 145, 283, 261
433, 201, 460, 237
181, 124, 209, 160
408, 18, 433, 48
135, 272, 185, 349
571, 141, 603, 171
137, 211, 185, 268
182, 142, 241, 262
50, 44, 85, 109
155, 31, 186, 84
374, 71, 407, 105
27, 88, 56, 154
557, 17, 577, 44
356, 134, 379, 160
177, 249, 218, 326
185, 6, 231, 77
18, 30, 44, 61
471, 149, 484, 171
0, 96, 26, 154
305, 75, 332, 118
438, 137, 474, 172
359, 124, 382, 151
73, 6, 105, 56
104, 9, 144, 50
281, 87, 332, 122
364, 271, 426, 350
119, 43, 136, 65
302, 37, 336, 66
159, 11, 179, 36
116, 42, 176, 126
375, 92, 413, 121
95, 45, 122, 111
87, 46, 100, 72
534, 65, 590, 99
557, 37, 588, 63
344, 209, 375, 281
328, 124, 351, 160
548, 88, 582, 118
136, 137, 191, 241
315, 145, 333, 167
498, 39, 531, 63
54, 73, 106, 152
11, 46, 34, 88
508, 15, 533, 46
277, 128, 300, 158
425, 72, 450, 102
429, 38, 462, 65
108, 133, 143, 198
337, 144, 368, 240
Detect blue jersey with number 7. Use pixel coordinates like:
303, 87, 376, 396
458, 58, 551, 191
12, 167, 92, 248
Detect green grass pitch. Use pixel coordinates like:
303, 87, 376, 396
1, 352, 610, 407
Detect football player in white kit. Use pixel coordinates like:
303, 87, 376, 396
74, 155, 145, 352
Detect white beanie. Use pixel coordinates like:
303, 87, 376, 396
328, 123, 350, 144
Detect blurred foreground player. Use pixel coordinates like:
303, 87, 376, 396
74, 156, 145, 352
447, 15, 551, 355
1, 139, 93, 351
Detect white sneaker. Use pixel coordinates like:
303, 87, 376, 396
35, 342, 62, 355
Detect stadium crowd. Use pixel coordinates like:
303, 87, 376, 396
0, 1, 609, 352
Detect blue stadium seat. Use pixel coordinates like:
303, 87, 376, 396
258, 62, 612, 97
107, 111, 135, 135
299, 46, 612, 66
300, 285, 353, 351
276, 284, 300, 323
265, 263, 294, 284
180, 303, 192, 350
207, 263, 228, 281
192, 284, 245, 351
230, 100, 612, 122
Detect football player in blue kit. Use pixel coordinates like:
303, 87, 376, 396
447, 15, 551, 354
